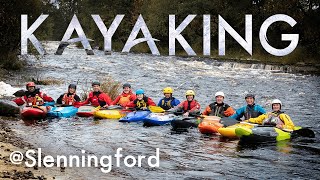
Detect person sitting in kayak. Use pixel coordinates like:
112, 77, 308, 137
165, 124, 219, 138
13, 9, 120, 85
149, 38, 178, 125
175, 90, 200, 117
81, 81, 112, 108
202, 91, 235, 117
111, 83, 136, 107
13, 82, 54, 106
230, 94, 266, 121
245, 99, 295, 130
158, 87, 180, 110
56, 84, 81, 106
126, 89, 156, 110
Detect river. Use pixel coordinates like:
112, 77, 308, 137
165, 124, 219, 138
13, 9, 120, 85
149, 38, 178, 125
6, 42, 320, 179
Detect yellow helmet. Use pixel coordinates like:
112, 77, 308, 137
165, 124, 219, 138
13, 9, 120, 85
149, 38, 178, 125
185, 90, 195, 96
163, 87, 173, 94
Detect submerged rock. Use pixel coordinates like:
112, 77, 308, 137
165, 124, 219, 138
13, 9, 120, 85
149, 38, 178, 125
0, 99, 20, 116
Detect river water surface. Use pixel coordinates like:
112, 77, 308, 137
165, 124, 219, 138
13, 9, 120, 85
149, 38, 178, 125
6, 42, 320, 179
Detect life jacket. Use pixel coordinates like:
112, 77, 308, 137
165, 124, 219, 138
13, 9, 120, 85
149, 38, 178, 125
118, 94, 131, 106
24, 89, 44, 106
181, 100, 199, 113
134, 96, 149, 110
262, 111, 284, 126
62, 93, 76, 105
160, 97, 175, 110
208, 102, 229, 117
244, 104, 262, 119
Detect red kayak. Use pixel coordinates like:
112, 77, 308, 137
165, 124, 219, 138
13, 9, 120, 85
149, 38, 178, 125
76, 106, 96, 117
21, 106, 48, 125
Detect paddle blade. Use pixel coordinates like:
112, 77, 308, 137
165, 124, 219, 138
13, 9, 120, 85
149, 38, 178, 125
148, 106, 165, 113
220, 117, 239, 127
292, 128, 315, 138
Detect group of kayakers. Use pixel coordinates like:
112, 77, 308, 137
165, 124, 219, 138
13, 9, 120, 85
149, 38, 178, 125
12, 81, 295, 130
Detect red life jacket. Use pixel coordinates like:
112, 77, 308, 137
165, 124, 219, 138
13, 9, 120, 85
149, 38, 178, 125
118, 94, 132, 106
180, 100, 200, 113
24, 92, 44, 106
62, 93, 76, 105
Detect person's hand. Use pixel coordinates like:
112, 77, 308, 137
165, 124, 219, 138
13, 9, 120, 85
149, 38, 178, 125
183, 112, 189, 117
141, 107, 148, 110
243, 120, 249, 122
276, 124, 283, 129
103, 105, 108, 108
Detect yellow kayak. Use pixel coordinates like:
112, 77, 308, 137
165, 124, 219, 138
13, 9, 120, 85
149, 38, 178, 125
93, 109, 129, 119
218, 122, 256, 138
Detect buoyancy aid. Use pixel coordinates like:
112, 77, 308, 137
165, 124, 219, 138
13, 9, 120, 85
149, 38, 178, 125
62, 93, 76, 105
244, 104, 261, 119
134, 96, 149, 109
118, 94, 131, 106
208, 103, 229, 117
181, 100, 199, 112
160, 97, 175, 110
24, 89, 44, 106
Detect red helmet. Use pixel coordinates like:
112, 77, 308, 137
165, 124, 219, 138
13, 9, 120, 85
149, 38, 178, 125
26, 82, 36, 89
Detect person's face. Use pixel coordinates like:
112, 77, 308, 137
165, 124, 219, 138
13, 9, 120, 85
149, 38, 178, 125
27, 86, 35, 92
272, 103, 281, 111
92, 85, 100, 92
137, 94, 143, 100
123, 87, 130, 94
69, 88, 76, 94
215, 96, 224, 104
245, 97, 254, 105
187, 95, 193, 101
164, 93, 171, 98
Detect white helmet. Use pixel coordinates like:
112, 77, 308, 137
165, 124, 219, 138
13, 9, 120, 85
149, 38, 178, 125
215, 91, 225, 97
271, 99, 282, 106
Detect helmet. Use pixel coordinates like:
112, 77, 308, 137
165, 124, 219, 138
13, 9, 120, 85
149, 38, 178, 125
245, 94, 255, 99
215, 91, 225, 97
92, 81, 100, 86
123, 83, 131, 89
163, 87, 173, 94
68, 84, 77, 90
26, 82, 35, 89
271, 99, 282, 106
136, 89, 144, 95
185, 90, 195, 96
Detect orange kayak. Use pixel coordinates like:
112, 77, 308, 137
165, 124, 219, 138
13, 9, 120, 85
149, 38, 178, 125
198, 116, 222, 134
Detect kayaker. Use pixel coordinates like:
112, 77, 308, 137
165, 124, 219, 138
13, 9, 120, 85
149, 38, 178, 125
175, 90, 200, 117
230, 94, 266, 121
202, 91, 235, 117
81, 81, 112, 108
126, 89, 156, 110
56, 84, 81, 105
157, 87, 180, 110
13, 82, 54, 106
245, 99, 295, 130
111, 83, 136, 107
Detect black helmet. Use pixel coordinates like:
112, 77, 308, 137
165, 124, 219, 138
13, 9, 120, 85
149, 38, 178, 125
245, 94, 255, 99
68, 84, 77, 90
123, 83, 131, 89
92, 81, 100, 86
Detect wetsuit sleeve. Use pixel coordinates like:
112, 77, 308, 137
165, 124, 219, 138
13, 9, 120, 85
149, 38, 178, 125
130, 94, 136, 101
279, 114, 295, 130
102, 93, 112, 106
147, 98, 156, 106
56, 94, 64, 104
74, 94, 81, 102
258, 105, 267, 114
202, 105, 211, 116
13, 97, 25, 106
172, 99, 181, 107
157, 99, 162, 106
42, 93, 54, 102
248, 114, 267, 124
111, 95, 121, 105
230, 106, 245, 120
224, 107, 235, 117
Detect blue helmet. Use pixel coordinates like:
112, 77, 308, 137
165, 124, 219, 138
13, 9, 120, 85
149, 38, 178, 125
136, 89, 144, 95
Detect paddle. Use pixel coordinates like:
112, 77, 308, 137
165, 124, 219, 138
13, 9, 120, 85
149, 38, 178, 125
220, 117, 240, 127
284, 127, 315, 138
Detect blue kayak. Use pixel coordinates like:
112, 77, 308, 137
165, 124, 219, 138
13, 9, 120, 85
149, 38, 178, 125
43, 101, 55, 107
119, 111, 151, 122
143, 113, 176, 126
47, 106, 78, 118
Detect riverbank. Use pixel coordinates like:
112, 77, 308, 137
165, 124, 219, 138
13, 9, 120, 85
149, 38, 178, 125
0, 119, 65, 179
